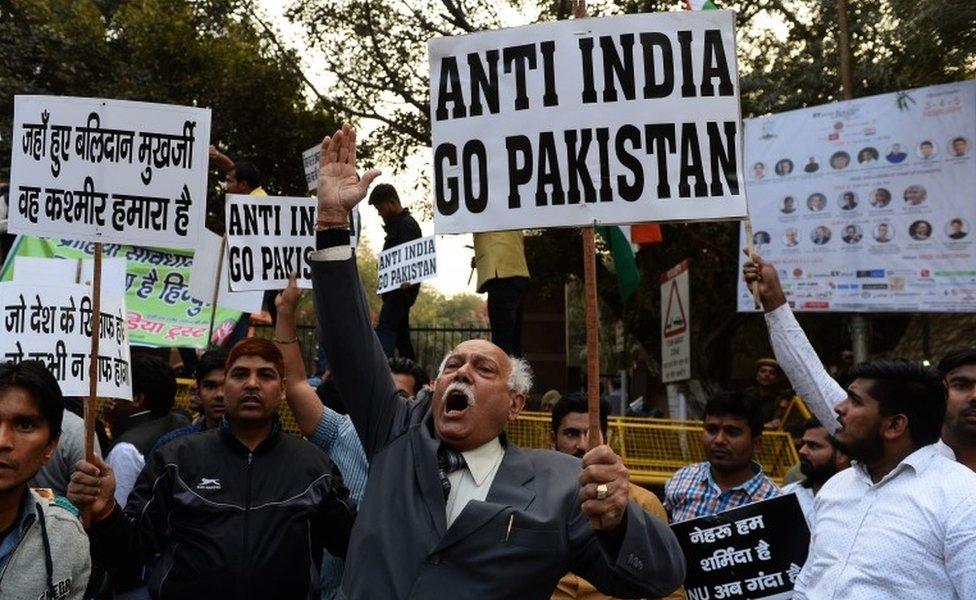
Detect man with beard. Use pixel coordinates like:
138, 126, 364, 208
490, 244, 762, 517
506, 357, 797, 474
780, 419, 850, 527
307, 124, 685, 599
935, 349, 976, 471
663, 392, 779, 523
743, 253, 976, 598
549, 393, 684, 600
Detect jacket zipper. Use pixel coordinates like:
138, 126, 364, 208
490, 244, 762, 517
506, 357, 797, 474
242, 451, 253, 600
0, 520, 36, 592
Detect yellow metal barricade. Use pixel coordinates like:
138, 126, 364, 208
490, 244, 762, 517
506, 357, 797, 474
508, 411, 798, 486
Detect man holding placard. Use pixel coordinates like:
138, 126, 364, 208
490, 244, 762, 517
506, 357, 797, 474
369, 183, 422, 360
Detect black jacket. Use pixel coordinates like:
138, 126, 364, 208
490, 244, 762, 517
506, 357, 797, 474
112, 411, 190, 456
91, 417, 355, 600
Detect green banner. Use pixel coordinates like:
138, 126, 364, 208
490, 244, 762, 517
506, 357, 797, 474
0, 236, 243, 348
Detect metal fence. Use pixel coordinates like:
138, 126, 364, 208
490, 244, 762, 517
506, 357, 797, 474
252, 324, 491, 377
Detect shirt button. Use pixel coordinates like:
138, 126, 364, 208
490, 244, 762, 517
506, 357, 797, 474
429, 554, 441, 565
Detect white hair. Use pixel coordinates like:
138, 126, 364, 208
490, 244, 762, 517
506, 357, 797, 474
437, 351, 533, 396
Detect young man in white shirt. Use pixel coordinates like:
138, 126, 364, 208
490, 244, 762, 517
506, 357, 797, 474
743, 254, 976, 599
936, 349, 976, 470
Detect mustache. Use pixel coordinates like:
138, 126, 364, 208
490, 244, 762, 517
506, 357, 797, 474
444, 381, 476, 406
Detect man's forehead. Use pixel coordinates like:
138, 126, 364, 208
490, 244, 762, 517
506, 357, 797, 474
559, 411, 588, 430
946, 363, 976, 380
202, 369, 226, 381
229, 356, 279, 372
450, 340, 508, 363
0, 386, 43, 416
704, 413, 748, 426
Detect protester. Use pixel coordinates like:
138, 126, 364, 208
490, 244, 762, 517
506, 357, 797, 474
935, 349, 976, 470
744, 254, 976, 597
780, 418, 850, 527
473, 230, 531, 356
274, 276, 368, 600
368, 182, 422, 360
105, 355, 188, 505
663, 391, 779, 523
744, 252, 976, 472
746, 358, 794, 430
151, 349, 228, 453
0, 361, 90, 599
389, 356, 430, 398
549, 393, 684, 600
67, 338, 356, 600
30, 405, 101, 496
309, 124, 685, 599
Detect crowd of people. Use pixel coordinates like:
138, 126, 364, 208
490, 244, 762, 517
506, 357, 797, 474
1, 121, 974, 600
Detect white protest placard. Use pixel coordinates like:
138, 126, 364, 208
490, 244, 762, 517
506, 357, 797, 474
302, 143, 320, 191
377, 235, 438, 294
13, 256, 127, 295
737, 80, 976, 312
428, 10, 746, 234
9, 95, 211, 248
188, 229, 265, 313
661, 260, 690, 383
225, 194, 317, 291
0, 282, 132, 399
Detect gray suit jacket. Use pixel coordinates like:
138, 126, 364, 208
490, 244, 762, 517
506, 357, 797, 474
312, 252, 685, 599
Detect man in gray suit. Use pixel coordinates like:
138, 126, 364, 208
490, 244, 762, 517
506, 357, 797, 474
309, 125, 686, 599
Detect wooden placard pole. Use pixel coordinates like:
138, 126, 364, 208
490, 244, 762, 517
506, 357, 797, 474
206, 235, 228, 348
582, 228, 603, 449
83, 242, 103, 526
743, 218, 762, 309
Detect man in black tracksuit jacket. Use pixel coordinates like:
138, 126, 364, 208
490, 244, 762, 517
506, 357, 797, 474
68, 338, 355, 599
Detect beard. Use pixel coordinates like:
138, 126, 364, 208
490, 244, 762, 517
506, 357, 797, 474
829, 431, 883, 464
799, 458, 838, 485
944, 407, 976, 442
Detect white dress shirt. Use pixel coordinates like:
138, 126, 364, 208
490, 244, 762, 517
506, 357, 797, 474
794, 444, 976, 599
107, 441, 145, 506
445, 437, 505, 528
780, 481, 815, 530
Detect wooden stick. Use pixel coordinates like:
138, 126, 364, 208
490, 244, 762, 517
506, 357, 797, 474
206, 236, 228, 348
83, 242, 103, 527
582, 227, 603, 449
742, 219, 762, 309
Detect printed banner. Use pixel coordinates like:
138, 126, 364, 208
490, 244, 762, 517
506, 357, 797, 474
0, 282, 132, 399
429, 10, 746, 234
302, 143, 320, 191
737, 80, 976, 312
671, 495, 810, 600
9, 95, 211, 248
0, 236, 243, 348
377, 236, 438, 294
225, 194, 317, 291
661, 260, 690, 382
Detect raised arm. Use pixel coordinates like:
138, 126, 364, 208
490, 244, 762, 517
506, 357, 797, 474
310, 124, 403, 460
274, 273, 324, 437
743, 253, 845, 434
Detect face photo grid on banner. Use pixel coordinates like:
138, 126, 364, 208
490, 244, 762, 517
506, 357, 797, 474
737, 81, 976, 312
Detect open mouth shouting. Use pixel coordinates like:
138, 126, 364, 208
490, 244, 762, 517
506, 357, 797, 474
442, 382, 475, 418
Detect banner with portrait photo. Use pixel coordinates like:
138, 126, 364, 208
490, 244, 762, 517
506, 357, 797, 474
737, 80, 976, 312
9, 95, 210, 248
429, 10, 747, 234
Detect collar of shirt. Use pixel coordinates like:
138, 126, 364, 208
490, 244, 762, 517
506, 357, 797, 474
249, 187, 268, 197
0, 489, 37, 572
459, 437, 504, 487
933, 437, 956, 460
704, 461, 768, 495
849, 443, 938, 487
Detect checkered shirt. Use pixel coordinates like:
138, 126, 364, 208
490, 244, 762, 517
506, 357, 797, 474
663, 461, 780, 523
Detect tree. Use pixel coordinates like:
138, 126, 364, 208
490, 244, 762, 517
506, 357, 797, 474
0, 0, 340, 231
287, 0, 976, 392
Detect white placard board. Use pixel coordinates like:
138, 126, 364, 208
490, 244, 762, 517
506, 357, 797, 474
188, 229, 264, 313
377, 236, 438, 294
0, 282, 132, 399
661, 260, 690, 383
302, 143, 320, 191
14, 256, 127, 296
225, 194, 317, 292
429, 10, 746, 234
9, 95, 211, 248
737, 81, 976, 312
